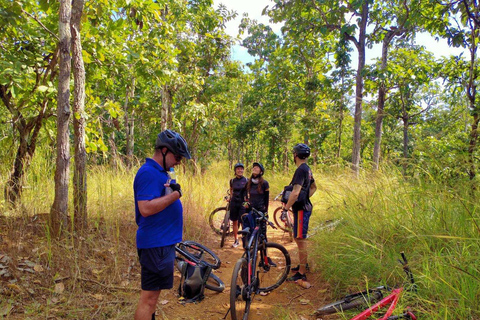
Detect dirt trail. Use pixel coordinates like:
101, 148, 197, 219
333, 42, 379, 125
157, 203, 331, 320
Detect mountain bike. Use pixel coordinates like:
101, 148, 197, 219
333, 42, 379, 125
208, 190, 231, 247
315, 252, 417, 320
175, 241, 225, 292
272, 191, 294, 240
230, 208, 291, 320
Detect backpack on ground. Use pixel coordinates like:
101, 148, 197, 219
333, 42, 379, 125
177, 259, 212, 303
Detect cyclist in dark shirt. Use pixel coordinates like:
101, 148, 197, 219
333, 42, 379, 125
228, 163, 247, 248
245, 162, 270, 214
284, 143, 317, 283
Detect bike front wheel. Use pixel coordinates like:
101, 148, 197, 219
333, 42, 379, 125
220, 210, 231, 248
209, 207, 228, 235
314, 290, 384, 315
177, 241, 222, 269
205, 272, 225, 292
230, 258, 252, 320
257, 242, 291, 292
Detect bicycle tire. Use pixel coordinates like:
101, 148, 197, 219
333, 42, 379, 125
257, 242, 291, 292
205, 272, 225, 292
177, 241, 222, 269
314, 290, 384, 315
220, 210, 230, 248
209, 207, 228, 235
273, 207, 294, 234
230, 258, 251, 320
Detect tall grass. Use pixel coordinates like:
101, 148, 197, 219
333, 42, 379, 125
310, 164, 480, 319
2, 151, 479, 319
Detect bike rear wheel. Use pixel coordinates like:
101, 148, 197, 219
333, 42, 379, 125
220, 210, 231, 248
257, 242, 291, 292
314, 290, 384, 315
230, 258, 252, 320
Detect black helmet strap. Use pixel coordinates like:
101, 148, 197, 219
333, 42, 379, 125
161, 147, 169, 171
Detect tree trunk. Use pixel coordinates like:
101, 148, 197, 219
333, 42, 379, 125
161, 85, 172, 131
351, 1, 368, 174
402, 114, 409, 177
71, 0, 87, 232
50, 0, 72, 236
125, 78, 135, 167
467, 22, 479, 180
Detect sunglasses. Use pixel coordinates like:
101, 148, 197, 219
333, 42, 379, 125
173, 154, 183, 162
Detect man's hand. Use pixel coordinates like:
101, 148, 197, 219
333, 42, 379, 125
170, 183, 182, 197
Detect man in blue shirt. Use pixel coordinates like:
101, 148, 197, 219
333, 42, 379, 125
134, 130, 191, 320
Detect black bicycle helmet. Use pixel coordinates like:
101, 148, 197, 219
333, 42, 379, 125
234, 162, 244, 172
155, 129, 192, 159
252, 162, 265, 176
293, 143, 310, 159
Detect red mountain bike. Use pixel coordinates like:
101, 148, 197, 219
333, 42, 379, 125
315, 252, 417, 320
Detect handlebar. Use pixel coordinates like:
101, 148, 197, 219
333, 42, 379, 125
250, 207, 277, 229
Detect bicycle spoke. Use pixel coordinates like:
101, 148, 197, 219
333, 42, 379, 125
257, 242, 291, 292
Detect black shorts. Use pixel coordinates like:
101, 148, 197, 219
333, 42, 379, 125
137, 245, 176, 291
229, 202, 245, 222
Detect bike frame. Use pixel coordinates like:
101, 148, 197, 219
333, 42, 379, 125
350, 288, 406, 320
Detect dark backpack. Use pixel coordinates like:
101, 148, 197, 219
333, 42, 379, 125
177, 260, 212, 303
281, 185, 308, 207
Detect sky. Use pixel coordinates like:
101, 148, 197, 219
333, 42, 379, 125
212, 0, 467, 65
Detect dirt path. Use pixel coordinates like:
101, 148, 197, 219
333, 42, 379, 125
157, 204, 331, 320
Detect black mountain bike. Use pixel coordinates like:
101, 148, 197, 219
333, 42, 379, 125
230, 208, 291, 320
175, 241, 225, 292
208, 191, 231, 247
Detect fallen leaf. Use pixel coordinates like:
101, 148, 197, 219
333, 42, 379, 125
300, 316, 309, 320
7, 283, 22, 293
34, 264, 44, 272
93, 294, 103, 301
54, 282, 65, 294
299, 299, 310, 305
160, 300, 169, 305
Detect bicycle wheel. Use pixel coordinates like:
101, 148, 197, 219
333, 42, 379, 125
209, 207, 228, 235
177, 241, 221, 269
273, 207, 294, 233
257, 242, 291, 292
314, 290, 384, 315
230, 258, 252, 320
220, 210, 230, 248
205, 272, 225, 292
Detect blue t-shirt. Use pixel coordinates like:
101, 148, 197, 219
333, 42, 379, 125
134, 158, 183, 249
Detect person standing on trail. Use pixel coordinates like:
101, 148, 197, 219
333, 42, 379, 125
244, 162, 270, 215
133, 129, 191, 320
228, 163, 247, 248
284, 143, 317, 283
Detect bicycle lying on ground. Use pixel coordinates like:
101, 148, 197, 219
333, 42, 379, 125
229, 207, 291, 320
272, 191, 294, 240
208, 190, 231, 247
175, 241, 225, 293
314, 252, 417, 320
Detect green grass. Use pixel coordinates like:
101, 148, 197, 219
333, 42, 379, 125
309, 164, 480, 319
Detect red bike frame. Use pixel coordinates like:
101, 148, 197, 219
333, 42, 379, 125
350, 287, 416, 320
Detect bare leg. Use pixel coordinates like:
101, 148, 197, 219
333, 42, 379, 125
232, 220, 239, 241
294, 238, 308, 274
135, 290, 160, 320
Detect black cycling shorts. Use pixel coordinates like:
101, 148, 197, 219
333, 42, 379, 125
137, 245, 175, 291
229, 202, 245, 222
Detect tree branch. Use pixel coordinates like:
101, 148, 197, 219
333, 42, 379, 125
21, 9, 59, 41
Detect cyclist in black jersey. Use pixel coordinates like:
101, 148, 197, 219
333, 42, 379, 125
244, 162, 270, 214
229, 163, 247, 248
